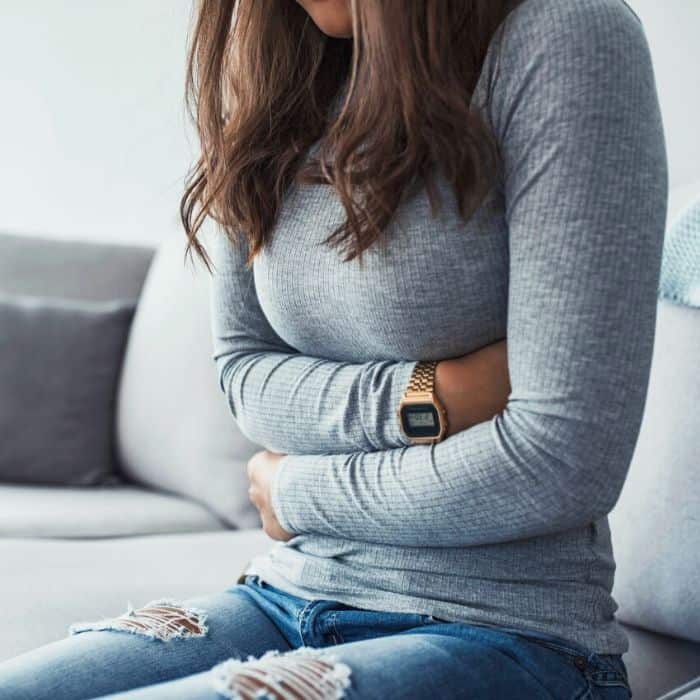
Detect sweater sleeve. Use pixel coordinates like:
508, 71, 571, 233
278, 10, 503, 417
209, 228, 418, 455
269, 0, 668, 547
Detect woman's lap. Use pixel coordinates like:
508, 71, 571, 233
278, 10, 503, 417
0, 576, 632, 700
92, 630, 591, 700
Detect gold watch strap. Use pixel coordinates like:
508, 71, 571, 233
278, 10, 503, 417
406, 360, 438, 394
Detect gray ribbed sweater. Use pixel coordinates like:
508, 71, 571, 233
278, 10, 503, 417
209, 0, 667, 655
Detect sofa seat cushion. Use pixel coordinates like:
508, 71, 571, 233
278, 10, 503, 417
0, 529, 273, 662
0, 484, 226, 538
621, 622, 700, 700
659, 677, 700, 700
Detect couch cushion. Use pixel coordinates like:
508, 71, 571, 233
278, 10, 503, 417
621, 622, 700, 700
0, 295, 134, 485
610, 298, 700, 643
0, 232, 154, 302
115, 228, 261, 528
0, 529, 273, 662
0, 483, 225, 538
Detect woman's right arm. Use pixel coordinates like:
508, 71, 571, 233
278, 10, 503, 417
209, 230, 510, 456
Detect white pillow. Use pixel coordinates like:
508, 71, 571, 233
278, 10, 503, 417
610, 298, 700, 642
115, 228, 262, 528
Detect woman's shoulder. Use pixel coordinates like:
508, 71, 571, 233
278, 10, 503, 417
483, 0, 648, 86
480, 0, 654, 136
499, 0, 643, 45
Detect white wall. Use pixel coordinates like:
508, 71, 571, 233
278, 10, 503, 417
626, 0, 700, 219
0, 1, 698, 245
0, 1, 195, 246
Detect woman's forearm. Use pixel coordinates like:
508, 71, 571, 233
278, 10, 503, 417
219, 341, 510, 457
218, 352, 418, 454
436, 339, 510, 437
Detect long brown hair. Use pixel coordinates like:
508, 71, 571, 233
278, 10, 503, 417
181, 0, 519, 272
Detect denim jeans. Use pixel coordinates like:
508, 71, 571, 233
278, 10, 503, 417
0, 574, 632, 699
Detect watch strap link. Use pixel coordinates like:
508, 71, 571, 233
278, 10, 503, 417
406, 360, 438, 394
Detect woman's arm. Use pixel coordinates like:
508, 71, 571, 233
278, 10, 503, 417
210, 231, 510, 455
209, 228, 414, 454
269, 0, 668, 547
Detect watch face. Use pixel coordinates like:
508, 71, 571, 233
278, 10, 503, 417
400, 403, 441, 438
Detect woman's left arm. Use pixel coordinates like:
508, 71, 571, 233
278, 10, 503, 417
268, 0, 669, 547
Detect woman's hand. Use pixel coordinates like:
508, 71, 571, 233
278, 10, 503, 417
435, 339, 511, 437
247, 449, 295, 542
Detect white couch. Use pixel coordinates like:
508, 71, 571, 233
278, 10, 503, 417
1, 209, 698, 698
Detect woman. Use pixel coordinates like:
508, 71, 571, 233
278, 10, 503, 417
0, 0, 666, 697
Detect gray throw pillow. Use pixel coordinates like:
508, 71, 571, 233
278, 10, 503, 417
0, 294, 135, 485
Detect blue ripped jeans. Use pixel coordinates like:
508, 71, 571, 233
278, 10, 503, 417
0, 574, 632, 699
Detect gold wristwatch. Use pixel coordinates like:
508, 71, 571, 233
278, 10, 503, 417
397, 360, 448, 444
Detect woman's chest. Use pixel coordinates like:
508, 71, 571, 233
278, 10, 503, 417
254, 177, 510, 362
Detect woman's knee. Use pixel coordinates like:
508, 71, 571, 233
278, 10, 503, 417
0, 587, 287, 700
68, 597, 209, 642
101, 650, 354, 700
209, 647, 352, 700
